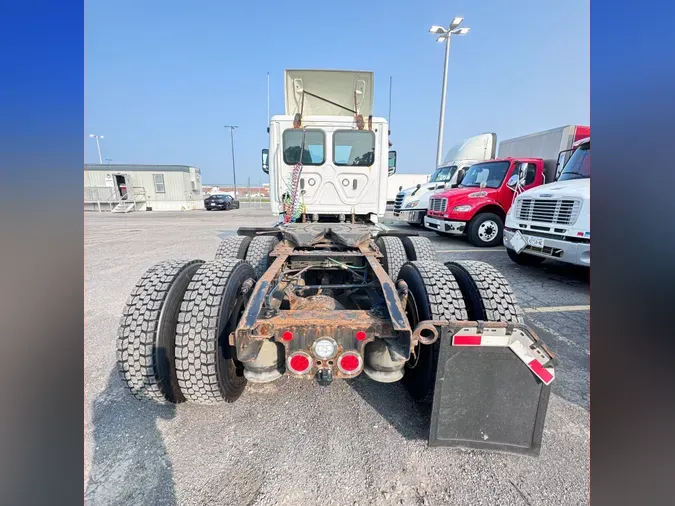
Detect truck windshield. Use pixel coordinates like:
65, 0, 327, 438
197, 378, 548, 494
459, 161, 510, 189
558, 142, 590, 181
429, 165, 457, 182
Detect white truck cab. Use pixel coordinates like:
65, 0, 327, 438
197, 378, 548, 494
262, 70, 394, 224
504, 137, 590, 267
393, 133, 496, 226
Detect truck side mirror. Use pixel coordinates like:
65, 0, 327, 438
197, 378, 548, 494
388, 150, 397, 176
262, 149, 269, 174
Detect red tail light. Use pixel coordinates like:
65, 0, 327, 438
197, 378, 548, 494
355, 330, 367, 341
281, 330, 294, 341
287, 352, 312, 374
337, 352, 363, 374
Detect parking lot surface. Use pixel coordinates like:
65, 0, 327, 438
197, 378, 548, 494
85, 208, 589, 506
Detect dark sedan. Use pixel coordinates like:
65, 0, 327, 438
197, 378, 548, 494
204, 194, 240, 211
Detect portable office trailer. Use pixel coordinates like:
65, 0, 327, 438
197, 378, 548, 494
84, 164, 203, 211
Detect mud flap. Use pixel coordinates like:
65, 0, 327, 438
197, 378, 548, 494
428, 327, 552, 456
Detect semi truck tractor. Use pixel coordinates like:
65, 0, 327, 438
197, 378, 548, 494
116, 70, 556, 455
504, 136, 590, 267
424, 126, 590, 247
386, 174, 431, 204
393, 133, 497, 227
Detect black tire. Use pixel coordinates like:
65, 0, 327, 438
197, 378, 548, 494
467, 212, 504, 247
234, 201, 240, 209
401, 236, 436, 262
399, 261, 467, 403
245, 235, 279, 279
175, 259, 256, 404
506, 247, 546, 266
408, 222, 424, 228
215, 235, 252, 260
117, 259, 204, 403
445, 260, 524, 323
375, 236, 408, 280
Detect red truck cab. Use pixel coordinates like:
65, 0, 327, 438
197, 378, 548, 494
424, 157, 546, 247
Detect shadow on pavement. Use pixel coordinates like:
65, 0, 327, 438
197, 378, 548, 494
85, 369, 177, 506
348, 376, 431, 441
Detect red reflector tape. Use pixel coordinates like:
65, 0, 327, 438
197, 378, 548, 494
453, 335, 481, 346
527, 359, 554, 385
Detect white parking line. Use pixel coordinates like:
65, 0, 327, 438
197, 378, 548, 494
436, 248, 506, 253
523, 305, 590, 313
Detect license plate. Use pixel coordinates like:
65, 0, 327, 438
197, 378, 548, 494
398, 212, 410, 221
510, 231, 527, 253
527, 236, 545, 249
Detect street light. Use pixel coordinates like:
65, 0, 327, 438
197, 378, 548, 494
89, 134, 104, 164
429, 17, 471, 167
224, 125, 239, 199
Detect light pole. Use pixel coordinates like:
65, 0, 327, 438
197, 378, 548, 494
89, 134, 104, 164
429, 18, 470, 167
224, 125, 238, 198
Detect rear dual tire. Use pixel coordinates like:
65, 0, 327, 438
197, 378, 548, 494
400, 259, 523, 403
175, 259, 255, 404
117, 259, 204, 403
117, 258, 255, 405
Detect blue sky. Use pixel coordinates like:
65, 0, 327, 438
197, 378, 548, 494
85, 0, 589, 184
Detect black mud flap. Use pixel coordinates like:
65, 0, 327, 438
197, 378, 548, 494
429, 336, 551, 456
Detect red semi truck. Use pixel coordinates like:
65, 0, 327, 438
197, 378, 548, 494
424, 125, 590, 247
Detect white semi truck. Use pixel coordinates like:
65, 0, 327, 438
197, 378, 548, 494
393, 133, 497, 226
504, 136, 590, 267
116, 70, 556, 456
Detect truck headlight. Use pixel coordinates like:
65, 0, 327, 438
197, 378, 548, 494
453, 205, 472, 212
405, 200, 419, 208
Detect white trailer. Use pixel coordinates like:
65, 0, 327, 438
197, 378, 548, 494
497, 125, 589, 184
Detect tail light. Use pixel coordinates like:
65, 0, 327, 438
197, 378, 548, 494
287, 352, 312, 375
337, 352, 363, 374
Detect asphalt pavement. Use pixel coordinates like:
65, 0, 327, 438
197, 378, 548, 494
85, 208, 589, 506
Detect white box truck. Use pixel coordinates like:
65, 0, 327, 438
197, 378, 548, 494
504, 135, 590, 266
393, 133, 497, 226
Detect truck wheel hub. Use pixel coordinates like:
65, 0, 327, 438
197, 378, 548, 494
478, 221, 498, 242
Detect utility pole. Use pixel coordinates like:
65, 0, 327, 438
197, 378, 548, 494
429, 18, 471, 167
89, 134, 104, 164
224, 125, 238, 198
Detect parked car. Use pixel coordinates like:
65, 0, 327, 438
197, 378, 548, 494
205, 194, 239, 211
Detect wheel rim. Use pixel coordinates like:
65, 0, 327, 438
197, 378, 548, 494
217, 290, 248, 389
478, 220, 498, 242
404, 292, 423, 370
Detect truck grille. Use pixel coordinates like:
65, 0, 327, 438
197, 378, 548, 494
429, 197, 447, 213
516, 198, 581, 225
393, 192, 405, 216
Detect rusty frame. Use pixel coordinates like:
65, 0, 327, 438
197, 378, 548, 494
233, 239, 413, 366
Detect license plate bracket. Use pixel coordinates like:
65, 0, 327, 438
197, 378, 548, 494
510, 231, 527, 253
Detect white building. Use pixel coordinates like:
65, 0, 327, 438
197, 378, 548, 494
84, 164, 203, 212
